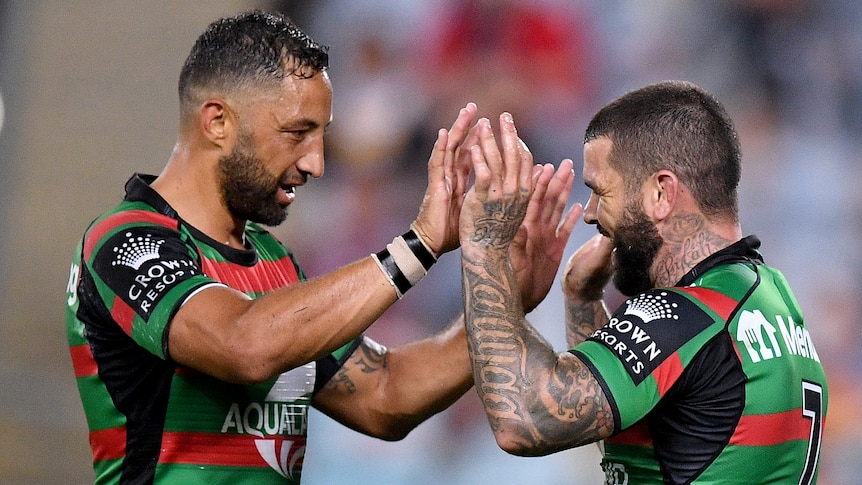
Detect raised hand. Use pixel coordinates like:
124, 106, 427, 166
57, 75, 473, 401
562, 233, 613, 347
510, 160, 581, 312
459, 113, 534, 253
562, 233, 613, 302
412, 102, 479, 256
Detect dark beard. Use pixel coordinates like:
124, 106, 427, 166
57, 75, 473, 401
611, 204, 662, 296
217, 135, 287, 227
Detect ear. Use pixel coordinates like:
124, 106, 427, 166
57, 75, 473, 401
643, 169, 679, 221
199, 99, 235, 149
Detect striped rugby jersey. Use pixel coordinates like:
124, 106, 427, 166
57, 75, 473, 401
573, 236, 827, 484
66, 174, 358, 484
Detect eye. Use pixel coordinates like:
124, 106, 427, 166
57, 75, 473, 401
281, 129, 308, 141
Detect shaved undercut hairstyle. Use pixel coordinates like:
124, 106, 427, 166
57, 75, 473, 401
584, 80, 742, 220
178, 10, 329, 122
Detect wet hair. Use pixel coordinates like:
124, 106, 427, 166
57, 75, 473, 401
584, 80, 741, 219
178, 10, 329, 118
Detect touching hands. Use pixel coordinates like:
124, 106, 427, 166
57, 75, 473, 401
459, 113, 580, 312
459, 113, 534, 253
511, 160, 581, 312
412, 103, 479, 256
421, 107, 590, 314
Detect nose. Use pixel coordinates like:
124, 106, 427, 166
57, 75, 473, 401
296, 135, 325, 178
583, 193, 599, 225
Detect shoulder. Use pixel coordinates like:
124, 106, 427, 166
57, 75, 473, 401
585, 288, 722, 384
83, 203, 182, 260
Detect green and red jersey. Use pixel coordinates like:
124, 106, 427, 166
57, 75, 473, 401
66, 174, 358, 484
573, 236, 827, 484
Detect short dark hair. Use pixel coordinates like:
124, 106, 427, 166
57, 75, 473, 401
178, 10, 329, 117
584, 80, 741, 219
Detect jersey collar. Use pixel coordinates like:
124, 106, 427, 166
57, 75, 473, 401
676, 235, 763, 287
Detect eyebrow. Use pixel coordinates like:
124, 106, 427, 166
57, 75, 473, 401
279, 117, 331, 131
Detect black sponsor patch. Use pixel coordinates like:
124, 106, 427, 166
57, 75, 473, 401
93, 226, 200, 321
587, 289, 714, 385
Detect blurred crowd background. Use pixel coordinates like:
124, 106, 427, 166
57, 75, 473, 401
1, 1, 860, 483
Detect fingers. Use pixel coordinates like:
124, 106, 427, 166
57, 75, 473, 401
558, 202, 583, 242
499, 112, 526, 196
471, 112, 534, 198
470, 144, 492, 196
526, 159, 575, 227
474, 118, 503, 193
428, 103, 478, 191
546, 159, 575, 226
524, 163, 555, 224
447, 102, 478, 151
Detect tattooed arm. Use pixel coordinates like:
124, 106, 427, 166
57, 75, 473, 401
311, 317, 472, 441
460, 114, 614, 456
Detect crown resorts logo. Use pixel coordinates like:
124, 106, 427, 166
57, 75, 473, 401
112, 232, 165, 270
107, 231, 197, 315
623, 291, 680, 323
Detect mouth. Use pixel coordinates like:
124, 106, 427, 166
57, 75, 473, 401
596, 224, 612, 240
277, 183, 297, 205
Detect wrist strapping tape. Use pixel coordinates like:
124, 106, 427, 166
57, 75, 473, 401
372, 226, 437, 298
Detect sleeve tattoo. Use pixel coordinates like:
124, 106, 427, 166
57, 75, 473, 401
462, 248, 613, 455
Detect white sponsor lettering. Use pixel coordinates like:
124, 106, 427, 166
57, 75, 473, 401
606, 318, 662, 361
126, 259, 194, 314
221, 402, 308, 437
595, 317, 663, 376
736, 310, 819, 363
776, 315, 820, 362
602, 461, 629, 485
67, 263, 80, 307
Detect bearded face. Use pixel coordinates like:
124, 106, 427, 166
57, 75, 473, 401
217, 130, 289, 227
610, 200, 663, 296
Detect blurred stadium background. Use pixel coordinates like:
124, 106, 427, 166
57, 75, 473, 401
1, 1, 860, 483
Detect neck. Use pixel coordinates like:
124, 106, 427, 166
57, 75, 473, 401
151, 143, 248, 249
650, 212, 741, 288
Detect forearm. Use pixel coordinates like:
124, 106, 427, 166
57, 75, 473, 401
171, 256, 398, 383
313, 316, 473, 441
254, 257, 399, 361
462, 245, 613, 455
375, 315, 473, 436
461, 246, 551, 446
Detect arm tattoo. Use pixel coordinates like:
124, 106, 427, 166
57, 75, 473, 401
565, 299, 609, 349
322, 339, 388, 395
463, 246, 613, 454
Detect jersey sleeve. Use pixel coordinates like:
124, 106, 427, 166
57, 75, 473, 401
571, 288, 718, 430
313, 336, 364, 394
82, 209, 223, 359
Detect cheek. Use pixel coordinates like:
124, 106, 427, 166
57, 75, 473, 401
596, 200, 621, 230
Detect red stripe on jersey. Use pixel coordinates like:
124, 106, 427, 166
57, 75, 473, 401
607, 421, 653, 446
200, 257, 300, 293
91, 426, 127, 462
158, 431, 306, 468
679, 287, 738, 321
652, 352, 683, 398
69, 343, 98, 378
84, 210, 179, 259
110, 295, 136, 336
729, 409, 813, 446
